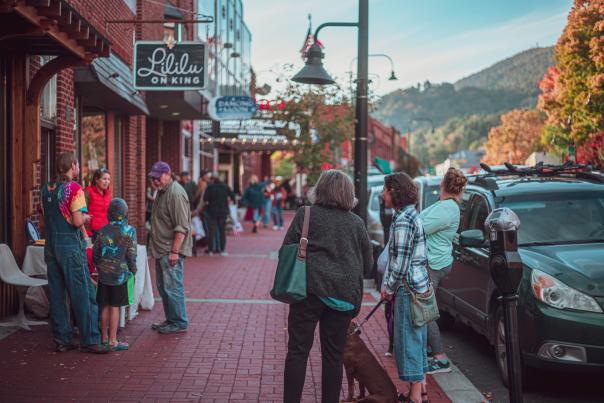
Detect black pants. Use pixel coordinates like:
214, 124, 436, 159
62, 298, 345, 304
207, 215, 226, 252
284, 294, 354, 403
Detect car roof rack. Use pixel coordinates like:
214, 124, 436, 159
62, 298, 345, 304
469, 162, 604, 191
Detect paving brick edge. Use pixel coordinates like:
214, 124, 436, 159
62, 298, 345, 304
365, 285, 486, 403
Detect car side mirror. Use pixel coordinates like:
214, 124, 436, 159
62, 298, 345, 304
460, 229, 485, 247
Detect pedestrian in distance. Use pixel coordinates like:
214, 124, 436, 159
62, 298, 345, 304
84, 168, 112, 241
147, 161, 193, 334
41, 152, 109, 354
380, 172, 431, 403
92, 198, 137, 351
282, 170, 373, 403
179, 171, 198, 211
242, 175, 264, 233
262, 176, 274, 228
203, 173, 234, 256
272, 176, 287, 230
420, 168, 467, 374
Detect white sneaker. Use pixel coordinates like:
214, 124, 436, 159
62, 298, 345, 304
272, 225, 278, 230
208, 251, 214, 256
220, 251, 229, 257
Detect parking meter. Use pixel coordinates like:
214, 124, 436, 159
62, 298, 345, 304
485, 207, 523, 403
485, 208, 522, 294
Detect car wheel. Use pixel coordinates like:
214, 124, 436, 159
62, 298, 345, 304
493, 306, 532, 388
436, 310, 455, 331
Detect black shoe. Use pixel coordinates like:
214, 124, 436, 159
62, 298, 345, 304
157, 324, 188, 334
80, 344, 110, 354
252, 225, 257, 233
55, 343, 77, 353
151, 320, 169, 330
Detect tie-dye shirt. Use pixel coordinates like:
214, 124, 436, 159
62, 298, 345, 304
44, 182, 87, 224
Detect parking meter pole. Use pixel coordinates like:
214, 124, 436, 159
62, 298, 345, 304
500, 294, 523, 403
485, 208, 523, 403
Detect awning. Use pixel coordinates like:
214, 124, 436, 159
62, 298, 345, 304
75, 53, 149, 115
146, 90, 206, 120
0, 0, 110, 60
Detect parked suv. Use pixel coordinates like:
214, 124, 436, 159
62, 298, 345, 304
437, 164, 604, 384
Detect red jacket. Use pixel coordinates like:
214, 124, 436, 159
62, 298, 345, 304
85, 185, 111, 235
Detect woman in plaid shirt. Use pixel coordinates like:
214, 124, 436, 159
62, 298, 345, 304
381, 172, 430, 403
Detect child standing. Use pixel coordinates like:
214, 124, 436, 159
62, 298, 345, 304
92, 198, 137, 351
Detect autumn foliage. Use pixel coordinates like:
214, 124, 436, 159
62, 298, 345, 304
538, 0, 604, 165
483, 109, 546, 165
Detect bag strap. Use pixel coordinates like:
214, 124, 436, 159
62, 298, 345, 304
402, 265, 432, 303
298, 206, 310, 259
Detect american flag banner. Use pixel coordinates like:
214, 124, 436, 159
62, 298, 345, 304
300, 15, 323, 59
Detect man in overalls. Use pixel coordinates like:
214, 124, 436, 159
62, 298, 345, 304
41, 152, 108, 353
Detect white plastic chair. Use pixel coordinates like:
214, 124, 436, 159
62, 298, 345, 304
0, 244, 48, 330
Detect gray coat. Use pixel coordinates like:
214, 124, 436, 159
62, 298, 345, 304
282, 205, 373, 315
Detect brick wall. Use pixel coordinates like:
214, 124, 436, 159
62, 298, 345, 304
161, 120, 182, 172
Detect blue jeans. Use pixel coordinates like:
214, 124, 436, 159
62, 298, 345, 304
45, 240, 100, 347
394, 288, 428, 382
155, 255, 188, 328
272, 204, 284, 227
252, 208, 261, 222
262, 199, 272, 225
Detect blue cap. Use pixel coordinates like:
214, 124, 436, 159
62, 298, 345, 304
148, 161, 171, 178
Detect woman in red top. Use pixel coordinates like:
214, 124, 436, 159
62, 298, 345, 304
85, 168, 112, 239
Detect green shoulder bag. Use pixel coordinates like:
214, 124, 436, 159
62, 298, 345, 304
270, 206, 310, 304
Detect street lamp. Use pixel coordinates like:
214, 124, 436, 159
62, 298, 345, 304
349, 53, 398, 81
292, 0, 369, 224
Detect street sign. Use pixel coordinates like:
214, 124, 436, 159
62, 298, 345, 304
134, 41, 207, 90
208, 96, 257, 121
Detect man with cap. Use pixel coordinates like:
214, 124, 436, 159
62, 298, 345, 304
147, 161, 192, 333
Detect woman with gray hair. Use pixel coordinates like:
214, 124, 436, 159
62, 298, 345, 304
282, 170, 373, 403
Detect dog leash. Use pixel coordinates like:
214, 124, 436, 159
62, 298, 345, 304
349, 299, 385, 336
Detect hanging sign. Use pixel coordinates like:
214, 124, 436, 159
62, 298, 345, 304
134, 41, 207, 90
208, 96, 258, 121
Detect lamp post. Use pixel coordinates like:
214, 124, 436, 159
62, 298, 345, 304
292, 0, 369, 224
349, 54, 398, 81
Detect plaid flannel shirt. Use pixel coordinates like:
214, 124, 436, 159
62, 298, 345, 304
383, 204, 430, 295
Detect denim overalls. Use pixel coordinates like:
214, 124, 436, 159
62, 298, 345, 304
42, 182, 100, 347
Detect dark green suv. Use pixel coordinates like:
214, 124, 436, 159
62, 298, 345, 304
437, 165, 604, 383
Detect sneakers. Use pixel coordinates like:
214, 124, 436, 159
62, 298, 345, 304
384, 351, 393, 357
220, 251, 229, 257
426, 358, 451, 374
55, 343, 78, 353
273, 225, 278, 230
151, 320, 169, 330
157, 324, 188, 334
80, 344, 110, 354
110, 340, 129, 351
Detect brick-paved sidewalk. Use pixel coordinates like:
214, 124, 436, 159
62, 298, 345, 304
0, 212, 450, 403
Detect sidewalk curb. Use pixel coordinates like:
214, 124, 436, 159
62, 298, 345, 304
365, 285, 485, 403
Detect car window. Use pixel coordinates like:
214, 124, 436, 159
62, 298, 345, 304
369, 190, 380, 212
422, 184, 441, 210
458, 191, 473, 232
500, 191, 604, 245
469, 195, 489, 239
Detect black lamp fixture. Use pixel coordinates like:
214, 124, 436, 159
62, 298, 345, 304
292, 43, 335, 85
388, 70, 398, 81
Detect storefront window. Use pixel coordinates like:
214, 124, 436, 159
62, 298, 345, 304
80, 110, 107, 187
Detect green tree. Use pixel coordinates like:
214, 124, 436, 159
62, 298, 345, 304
538, 0, 604, 159
269, 83, 354, 184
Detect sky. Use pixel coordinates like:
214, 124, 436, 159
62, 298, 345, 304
245, 0, 573, 96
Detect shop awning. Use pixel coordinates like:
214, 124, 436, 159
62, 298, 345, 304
74, 53, 149, 115
146, 90, 206, 120
0, 0, 111, 60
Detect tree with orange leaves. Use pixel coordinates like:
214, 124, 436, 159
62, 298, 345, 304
538, 0, 604, 163
483, 109, 546, 165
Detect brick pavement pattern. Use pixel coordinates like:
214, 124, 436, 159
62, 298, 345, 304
0, 212, 450, 403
